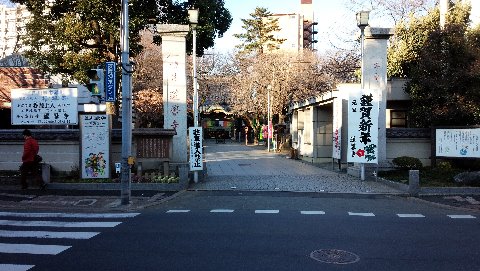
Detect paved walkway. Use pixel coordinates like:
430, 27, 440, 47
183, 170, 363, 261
190, 139, 403, 194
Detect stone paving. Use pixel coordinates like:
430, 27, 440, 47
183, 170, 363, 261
190, 139, 404, 194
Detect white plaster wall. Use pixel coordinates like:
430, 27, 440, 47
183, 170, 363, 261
386, 138, 431, 166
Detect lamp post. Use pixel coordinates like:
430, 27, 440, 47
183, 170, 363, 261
188, 8, 200, 183
120, 0, 133, 205
267, 84, 272, 152
356, 10, 369, 181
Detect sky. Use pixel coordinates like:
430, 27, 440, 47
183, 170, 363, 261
212, 0, 480, 54
212, 0, 395, 54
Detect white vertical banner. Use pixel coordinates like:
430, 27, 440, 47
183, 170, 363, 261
189, 127, 203, 171
81, 114, 110, 178
332, 97, 342, 159
347, 89, 379, 163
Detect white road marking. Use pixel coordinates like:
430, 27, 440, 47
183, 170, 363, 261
166, 210, 190, 213
0, 230, 99, 239
0, 220, 121, 228
0, 212, 140, 218
447, 215, 476, 219
348, 212, 375, 217
300, 211, 325, 215
210, 209, 235, 213
0, 264, 35, 271
0, 243, 71, 255
397, 214, 425, 218
255, 210, 279, 214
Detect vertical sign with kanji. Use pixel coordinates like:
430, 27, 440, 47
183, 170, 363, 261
332, 97, 342, 159
347, 89, 379, 163
189, 127, 203, 171
105, 62, 116, 102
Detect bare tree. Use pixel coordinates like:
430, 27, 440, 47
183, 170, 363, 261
132, 30, 164, 128
346, 0, 436, 25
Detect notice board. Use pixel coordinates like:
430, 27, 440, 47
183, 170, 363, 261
81, 114, 110, 178
436, 128, 480, 158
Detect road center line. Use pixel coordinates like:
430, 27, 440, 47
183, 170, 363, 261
166, 210, 190, 213
447, 215, 476, 219
210, 209, 235, 213
255, 210, 279, 214
348, 212, 375, 217
300, 211, 325, 215
397, 214, 425, 218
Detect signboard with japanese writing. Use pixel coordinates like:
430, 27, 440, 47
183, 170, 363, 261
81, 114, 110, 179
332, 97, 342, 159
347, 89, 379, 163
11, 88, 78, 125
436, 128, 480, 158
189, 127, 203, 171
105, 62, 116, 102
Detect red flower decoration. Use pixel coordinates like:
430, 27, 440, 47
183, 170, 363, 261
356, 149, 365, 157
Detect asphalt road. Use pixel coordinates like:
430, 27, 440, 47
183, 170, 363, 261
2, 191, 479, 271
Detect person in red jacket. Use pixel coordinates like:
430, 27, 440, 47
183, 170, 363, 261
20, 129, 46, 190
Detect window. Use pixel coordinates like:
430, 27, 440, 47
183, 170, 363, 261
390, 110, 407, 128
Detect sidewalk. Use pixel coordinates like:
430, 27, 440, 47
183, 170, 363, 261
1, 139, 479, 212
0, 187, 178, 212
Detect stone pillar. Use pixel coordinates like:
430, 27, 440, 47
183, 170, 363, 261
156, 24, 189, 163
363, 27, 394, 169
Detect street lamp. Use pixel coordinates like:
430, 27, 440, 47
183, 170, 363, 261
189, 8, 200, 183
188, 8, 199, 126
356, 10, 369, 181
356, 10, 370, 89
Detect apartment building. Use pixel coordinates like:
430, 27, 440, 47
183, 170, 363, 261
267, 0, 317, 53
0, 4, 30, 58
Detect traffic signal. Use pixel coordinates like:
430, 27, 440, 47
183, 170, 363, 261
86, 68, 104, 97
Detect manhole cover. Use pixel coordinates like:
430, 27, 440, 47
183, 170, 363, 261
310, 249, 360, 265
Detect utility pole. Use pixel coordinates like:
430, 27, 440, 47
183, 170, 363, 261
120, 0, 132, 205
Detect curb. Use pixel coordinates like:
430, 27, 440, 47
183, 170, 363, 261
408, 196, 480, 214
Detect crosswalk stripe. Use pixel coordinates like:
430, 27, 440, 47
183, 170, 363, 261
210, 209, 235, 213
255, 210, 279, 214
0, 220, 121, 228
0, 212, 140, 218
166, 210, 190, 213
0, 264, 35, 271
348, 212, 375, 217
447, 215, 476, 219
300, 211, 325, 215
397, 214, 425, 218
0, 243, 71, 255
0, 230, 99, 239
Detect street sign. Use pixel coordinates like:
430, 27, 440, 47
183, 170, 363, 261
105, 62, 116, 102
189, 127, 203, 171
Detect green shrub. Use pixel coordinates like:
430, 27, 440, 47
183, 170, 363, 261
436, 161, 453, 172
392, 156, 423, 170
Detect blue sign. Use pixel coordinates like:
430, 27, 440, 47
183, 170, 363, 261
105, 62, 116, 102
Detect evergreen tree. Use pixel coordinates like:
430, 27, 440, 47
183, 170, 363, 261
233, 7, 285, 54
10, 0, 231, 84
388, 2, 480, 127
